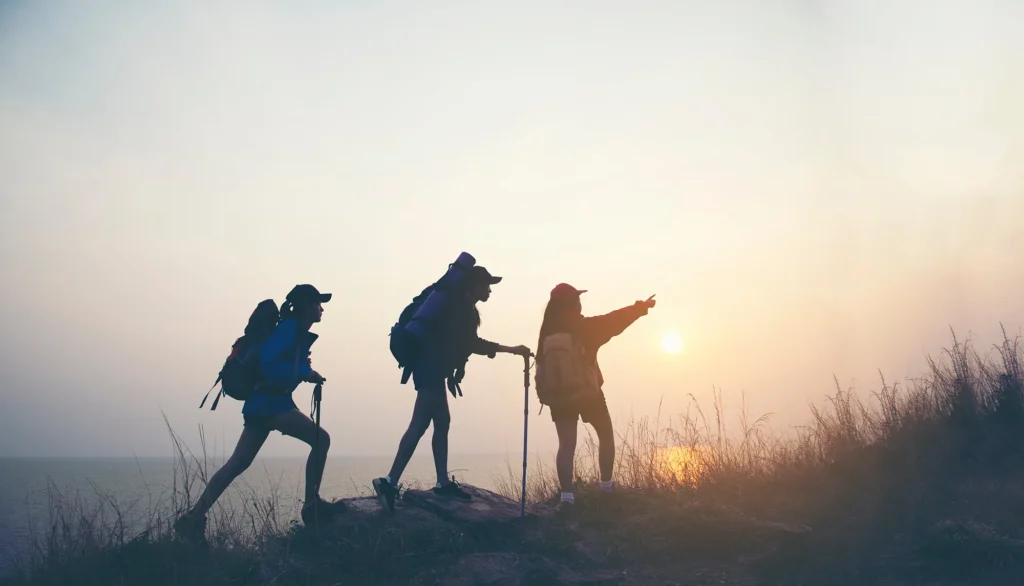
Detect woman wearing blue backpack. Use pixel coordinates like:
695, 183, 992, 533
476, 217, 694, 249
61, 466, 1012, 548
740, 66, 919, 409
373, 265, 531, 514
175, 284, 346, 543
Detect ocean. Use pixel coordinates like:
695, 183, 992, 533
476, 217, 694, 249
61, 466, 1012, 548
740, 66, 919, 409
0, 451, 541, 576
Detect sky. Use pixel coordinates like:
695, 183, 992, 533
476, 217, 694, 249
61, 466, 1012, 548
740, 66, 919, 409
1, 0, 1022, 459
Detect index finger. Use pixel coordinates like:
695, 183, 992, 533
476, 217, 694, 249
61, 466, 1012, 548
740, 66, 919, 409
646, 294, 656, 302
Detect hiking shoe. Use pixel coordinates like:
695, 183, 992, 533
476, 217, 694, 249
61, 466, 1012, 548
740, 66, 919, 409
373, 477, 398, 515
173, 511, 207, 544
432, 477, 472, 501
301, 496, 346, 527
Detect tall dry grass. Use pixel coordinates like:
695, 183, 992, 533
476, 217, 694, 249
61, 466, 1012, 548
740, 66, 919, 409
495, 327, 1024, 505
5, 327, 1024, 585
5, 416, 291, 583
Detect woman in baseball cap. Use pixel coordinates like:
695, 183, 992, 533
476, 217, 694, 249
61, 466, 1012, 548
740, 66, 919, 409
175, 283, 345, 543
373, 264, 532, 514
535, 283, 656, 511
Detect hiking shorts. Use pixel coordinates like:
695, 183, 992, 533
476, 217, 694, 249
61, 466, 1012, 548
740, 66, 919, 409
549, 392, 610, 424
411, 348, 449, 396
243, 414, 280, 431
242, 394, 299, 432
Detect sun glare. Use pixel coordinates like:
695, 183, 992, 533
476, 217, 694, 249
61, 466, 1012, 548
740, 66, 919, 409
658, 446, 706, 483
661, 332, 683, 354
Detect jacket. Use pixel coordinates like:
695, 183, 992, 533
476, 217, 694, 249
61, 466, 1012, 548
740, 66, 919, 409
258, 318, 318, 394
543, 302, 649, 391
431, 298, 499, 376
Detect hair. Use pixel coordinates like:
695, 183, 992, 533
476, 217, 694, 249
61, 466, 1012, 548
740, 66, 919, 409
279, 300, 297, 321
454, 278, 484, 325
535, 295, 583, 359
280, 299, 317, 324
452, 291, 482, 327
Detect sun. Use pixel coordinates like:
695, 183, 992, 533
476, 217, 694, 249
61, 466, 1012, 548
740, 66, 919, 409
661, 332, 684, 354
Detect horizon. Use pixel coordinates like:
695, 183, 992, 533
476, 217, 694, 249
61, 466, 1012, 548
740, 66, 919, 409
2, 0, 1023, 460
0, 452, 546, 460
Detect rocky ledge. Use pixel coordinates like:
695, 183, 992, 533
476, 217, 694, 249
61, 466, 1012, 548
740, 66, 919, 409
256, 483, 811, 585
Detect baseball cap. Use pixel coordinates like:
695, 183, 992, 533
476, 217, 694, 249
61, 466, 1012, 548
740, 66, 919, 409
550, 283, 587, 300
468, 265, 502, 285
286, 284, 332, 304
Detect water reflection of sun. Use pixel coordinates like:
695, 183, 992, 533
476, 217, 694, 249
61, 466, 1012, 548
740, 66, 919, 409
657, 446, 707, 483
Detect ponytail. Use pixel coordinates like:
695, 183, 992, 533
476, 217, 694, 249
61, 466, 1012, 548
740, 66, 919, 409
279, 300, 296, 321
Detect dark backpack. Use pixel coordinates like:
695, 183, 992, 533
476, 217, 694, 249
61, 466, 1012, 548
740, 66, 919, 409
200, 299, 281, 410
389, 283, 437, 384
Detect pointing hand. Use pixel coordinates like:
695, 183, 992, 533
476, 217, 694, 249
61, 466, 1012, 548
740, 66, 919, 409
637, 294, 656, 310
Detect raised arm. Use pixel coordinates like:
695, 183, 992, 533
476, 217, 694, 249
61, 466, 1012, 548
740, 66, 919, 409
579, 298, 654, 350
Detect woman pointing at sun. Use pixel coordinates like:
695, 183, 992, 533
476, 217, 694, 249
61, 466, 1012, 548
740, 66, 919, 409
534, 284, 656, 511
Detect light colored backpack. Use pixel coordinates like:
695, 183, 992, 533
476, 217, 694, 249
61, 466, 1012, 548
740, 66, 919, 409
536, 332, 600, 409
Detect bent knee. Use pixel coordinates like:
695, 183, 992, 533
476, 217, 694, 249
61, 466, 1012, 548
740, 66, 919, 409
303, 427, 330, 454
317, 428, 331, 451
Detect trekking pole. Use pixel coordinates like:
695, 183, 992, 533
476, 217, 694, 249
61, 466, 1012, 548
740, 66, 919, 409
311, 381, 324, 469
521, 354, 531, 518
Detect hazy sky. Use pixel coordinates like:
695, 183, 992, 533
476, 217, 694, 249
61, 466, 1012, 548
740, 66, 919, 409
1, 1, 1022, 459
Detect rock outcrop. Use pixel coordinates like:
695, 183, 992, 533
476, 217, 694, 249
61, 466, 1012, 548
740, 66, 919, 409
264, 484, 813, 585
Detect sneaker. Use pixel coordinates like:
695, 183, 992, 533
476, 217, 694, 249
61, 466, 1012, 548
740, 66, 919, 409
432, 476, 472, 501
173, 511, 207, 544
301, 496, 346, 527
373, 477, 398, 515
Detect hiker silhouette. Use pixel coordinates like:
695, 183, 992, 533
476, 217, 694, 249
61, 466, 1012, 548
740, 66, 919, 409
176, 284, 345, 543
374, 254, 531, 515
535, 284, 656, 511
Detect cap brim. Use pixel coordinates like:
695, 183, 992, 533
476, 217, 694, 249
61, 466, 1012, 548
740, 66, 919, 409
319, 293, 332, 303
488, 276, 502, 284
550, 287, 587, 300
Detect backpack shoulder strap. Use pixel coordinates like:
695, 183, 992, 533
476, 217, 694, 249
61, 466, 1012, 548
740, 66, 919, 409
199, 375, 223, 410
209, 387, 224, 410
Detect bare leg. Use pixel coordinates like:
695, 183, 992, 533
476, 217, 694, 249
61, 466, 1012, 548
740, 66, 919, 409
271, 410, 331, 503
387, 391, 438, 484
588, 405, 616, 483
191, 425, 270, 518
430, 393, 452, 486
554, 419, 578, 493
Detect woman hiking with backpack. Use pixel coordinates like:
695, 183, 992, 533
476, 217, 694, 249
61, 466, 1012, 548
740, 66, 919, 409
373, 265, 532, 514
175, 284, 346, 543
535, 283, 656, 511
